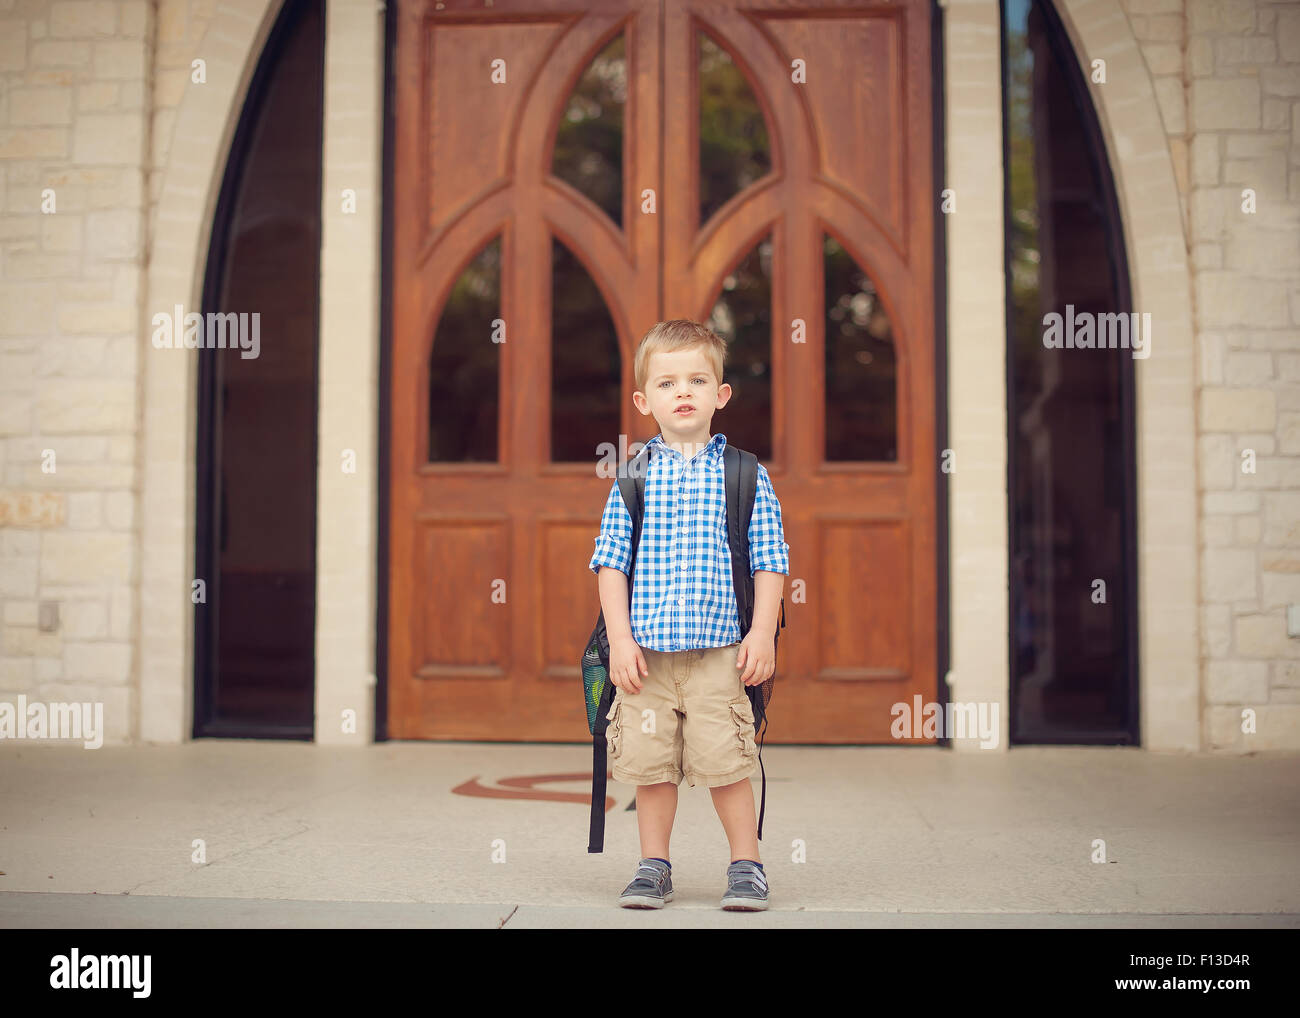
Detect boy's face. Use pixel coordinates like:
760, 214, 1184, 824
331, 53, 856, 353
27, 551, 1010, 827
632, 346, 732, 439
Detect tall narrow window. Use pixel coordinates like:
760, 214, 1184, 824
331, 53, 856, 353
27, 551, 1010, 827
551, 235, 620, 461
707, 234, 773, 461
699, 31, 772, 227
427, 236, 503, 462
1003, 0, 1138, 743
824, 234, 897, 461
196, 0, 324, 738
552, 32, 626, 228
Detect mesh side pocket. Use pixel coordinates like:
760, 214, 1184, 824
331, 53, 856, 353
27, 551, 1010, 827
582, 623, 611, 736
751, 677, 773, 728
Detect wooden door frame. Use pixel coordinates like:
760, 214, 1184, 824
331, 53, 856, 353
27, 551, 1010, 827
930, 0, 952, 742
377, 0, 398, 741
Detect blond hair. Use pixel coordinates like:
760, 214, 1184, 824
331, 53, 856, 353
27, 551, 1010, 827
633, 319, 727, 393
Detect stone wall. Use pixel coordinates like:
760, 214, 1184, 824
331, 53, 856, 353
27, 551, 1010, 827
1123, 0, 1300, 748
0, 0, 223, 743
0, 0, 156, 742
0, 0, 1297, 749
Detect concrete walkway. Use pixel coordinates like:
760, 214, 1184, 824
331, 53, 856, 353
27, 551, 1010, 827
1, 741, 1297, 928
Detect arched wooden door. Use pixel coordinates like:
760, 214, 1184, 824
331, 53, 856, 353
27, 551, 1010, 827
388, 0, 937, 744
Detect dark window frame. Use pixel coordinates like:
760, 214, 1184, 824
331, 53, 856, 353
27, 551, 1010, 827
194, 0, 325, 740
1000, 0, 1140, 745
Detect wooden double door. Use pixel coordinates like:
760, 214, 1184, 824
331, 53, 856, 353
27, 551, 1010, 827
387, 0, 938, 743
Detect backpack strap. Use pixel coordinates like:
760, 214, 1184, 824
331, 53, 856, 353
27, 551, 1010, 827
588, 443, 649, 853
723, 445, 758, 629
724, 444, 768, 840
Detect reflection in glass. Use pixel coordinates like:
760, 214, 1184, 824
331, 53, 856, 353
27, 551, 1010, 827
428, 236, 501, 461
552, 236, 620, 461
197, 0, 323, 736
552, 33, 626, 227
707, 235, 772, 460
699, 31, 771, 227
1004, 0, 1136, 742
824, 235, 897, 461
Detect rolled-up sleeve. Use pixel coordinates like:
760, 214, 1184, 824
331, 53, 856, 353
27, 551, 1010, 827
588, 480, 633, 575
748, 463, 790, 576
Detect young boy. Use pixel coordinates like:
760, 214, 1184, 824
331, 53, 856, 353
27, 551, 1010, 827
588, 319, 790, 911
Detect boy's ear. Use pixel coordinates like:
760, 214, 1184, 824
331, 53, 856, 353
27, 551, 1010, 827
715, 382, 733, 409
632, 390, 653, 415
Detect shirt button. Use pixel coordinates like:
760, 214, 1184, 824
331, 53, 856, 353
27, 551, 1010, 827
681, 562, 688, 570
678, 597, 685, 606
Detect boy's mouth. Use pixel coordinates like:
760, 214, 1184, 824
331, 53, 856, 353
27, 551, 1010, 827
674, 405, 695, 416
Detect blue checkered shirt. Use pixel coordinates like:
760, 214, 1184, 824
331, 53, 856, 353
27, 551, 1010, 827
588, 432, 790, 652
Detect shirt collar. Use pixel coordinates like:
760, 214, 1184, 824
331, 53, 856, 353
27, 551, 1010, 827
643, 432, 727, 464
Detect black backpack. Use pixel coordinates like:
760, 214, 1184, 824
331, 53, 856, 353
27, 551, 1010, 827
583, 442, 787, 853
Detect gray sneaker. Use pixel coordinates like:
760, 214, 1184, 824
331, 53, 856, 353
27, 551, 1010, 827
618, 858, 674, 908
721, 860, 769, 910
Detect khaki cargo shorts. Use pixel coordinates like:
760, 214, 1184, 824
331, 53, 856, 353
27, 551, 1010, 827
604, 641, 759, 788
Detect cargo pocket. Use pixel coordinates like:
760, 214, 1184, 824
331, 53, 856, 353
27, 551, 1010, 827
729, 699, 757, 758
605, 699, 624, 761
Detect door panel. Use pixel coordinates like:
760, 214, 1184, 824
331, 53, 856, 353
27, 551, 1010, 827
661, 0, 936, 741
389, 0, 662, 740
388, 0, 936, 743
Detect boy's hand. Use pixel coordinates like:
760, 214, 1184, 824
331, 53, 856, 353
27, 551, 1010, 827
735, 627, 776, 686
609, 634, 649, 693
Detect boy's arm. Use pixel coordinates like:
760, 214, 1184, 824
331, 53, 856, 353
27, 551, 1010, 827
750, 570, 784, 638
589, 481, 635, 640
748, 463, 790, 638
597, 565, 634, 641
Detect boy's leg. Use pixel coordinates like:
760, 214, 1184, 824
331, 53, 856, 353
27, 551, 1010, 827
636, 781, 679, 861
678, 642, 762, 862
607, 646, 686, 860
709, 778, 760, 864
